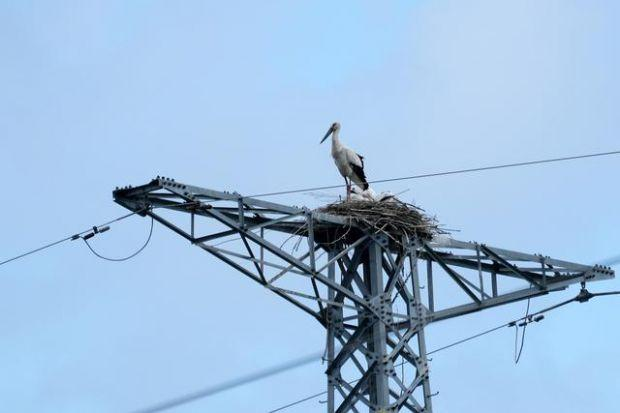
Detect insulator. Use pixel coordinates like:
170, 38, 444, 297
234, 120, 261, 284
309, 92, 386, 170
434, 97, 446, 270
83, 232, 95, 240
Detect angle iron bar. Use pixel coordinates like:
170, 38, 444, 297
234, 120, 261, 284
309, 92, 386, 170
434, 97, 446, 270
385, 252, 409, 294
159, 179, 304, 214
390, 372, 426, 406
429, 238, 593, 271
327, 321, 373, 375
409, 246, 433, 412
450, 269, 492, 300
147, 211, 194, 242
426, 260, 435, 313
391, 271, 415, 305
334, 380, 367, 413
197, 243, 322, 323
306, 213, 326, 316
424, 287, 556, 324
335, 363, 376, 413
316, 236, 370, 274
206, 245, 314, 278
336, 330, 381, 372
476, 245, 484, 300
182, 210, 306, 244
267, 248, 318, 284
423, 244, 482, 304
327, 250, 337, 413
386, 337, 419, 367
386, 328, 420, 366
421, 251, 546, 282
239, 234, 266, 283
388, 335, 423, 368
209, 206, 300, 214
390, 375, 426, 412
112, 180, 162, 199
268, 286, 358, 312
480, 245, 545, 289
203, 207, 321, 275
337, 255, 371, 299
333, 247, 368, 304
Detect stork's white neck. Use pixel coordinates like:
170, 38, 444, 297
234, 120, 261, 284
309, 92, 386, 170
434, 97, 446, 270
331, 128, 342, 151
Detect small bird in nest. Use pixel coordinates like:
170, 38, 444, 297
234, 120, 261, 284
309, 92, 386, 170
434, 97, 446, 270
350, 187, 399, 203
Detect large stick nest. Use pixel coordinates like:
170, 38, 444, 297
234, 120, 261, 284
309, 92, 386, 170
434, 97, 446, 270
318, 199, 444, 242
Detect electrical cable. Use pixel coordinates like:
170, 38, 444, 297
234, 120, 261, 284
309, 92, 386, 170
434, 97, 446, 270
268, 389, 335, 413
3, 149, 620, 268
127, 283, 620, 413
1, 149, 618, 408
265, 289, 620, 412
130, 290, 593, 413
0, 210, 143, 268
82, 217, 154, 262
129, 351, 324, 413
266, 322, 511, 413
248, 149, 620, 198
514, 298, 530, 364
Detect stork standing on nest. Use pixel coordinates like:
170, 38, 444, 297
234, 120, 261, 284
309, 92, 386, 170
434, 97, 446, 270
321, 122, 369, 201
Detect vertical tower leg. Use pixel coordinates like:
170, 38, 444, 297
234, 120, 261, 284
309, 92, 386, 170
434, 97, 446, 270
326, 237, 433, 413
410, 248, 433, 411
327, 249, 337, 413
366, 241, 390, 410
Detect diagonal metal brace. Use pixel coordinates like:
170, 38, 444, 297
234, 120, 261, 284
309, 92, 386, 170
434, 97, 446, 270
480, 245, 545, 290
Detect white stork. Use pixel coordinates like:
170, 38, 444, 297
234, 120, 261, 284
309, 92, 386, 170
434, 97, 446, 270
320, 122, 369, 200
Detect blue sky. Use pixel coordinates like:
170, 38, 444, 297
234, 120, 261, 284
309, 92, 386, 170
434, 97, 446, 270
1, 1, 619, 412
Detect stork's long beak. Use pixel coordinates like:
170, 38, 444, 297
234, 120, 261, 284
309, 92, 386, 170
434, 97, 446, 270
320, 125, 335, 144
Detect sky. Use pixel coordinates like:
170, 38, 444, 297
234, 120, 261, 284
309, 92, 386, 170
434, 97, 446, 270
1, 0, 619, 412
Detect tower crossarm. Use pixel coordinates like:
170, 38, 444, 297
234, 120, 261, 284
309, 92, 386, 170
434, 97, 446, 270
415, 238, 614, 324
113, 177, 615, 413
113, 177, 614, 328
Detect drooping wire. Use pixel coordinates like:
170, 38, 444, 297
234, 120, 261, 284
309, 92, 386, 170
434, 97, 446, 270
513, 298, 530, 364
248, 149, 620, 198
0, 210, 142, 268
128, 290, 599, 413
265, 322, 516, 412
265, 290, 620, 412
82, 217, 154, 262
3, 149, 619, 268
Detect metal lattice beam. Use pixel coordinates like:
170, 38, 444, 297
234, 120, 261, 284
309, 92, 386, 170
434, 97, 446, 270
113, 177, 615, 413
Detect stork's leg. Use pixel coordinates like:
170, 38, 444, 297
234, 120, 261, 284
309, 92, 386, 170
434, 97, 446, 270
345, 177, 351, 201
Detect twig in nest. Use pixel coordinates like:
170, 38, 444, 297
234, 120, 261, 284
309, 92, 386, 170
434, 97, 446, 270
317, 199, 446, 244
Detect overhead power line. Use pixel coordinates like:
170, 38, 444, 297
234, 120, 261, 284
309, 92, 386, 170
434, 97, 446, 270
513, 299, 531, 364
4, 149, 619, 268
266, 288, 620, 412
249, 149, 620, 198
82, 217, 154, 262
0, 210, 144, 268
131, 285, 620, 413
130, 351, 324, 413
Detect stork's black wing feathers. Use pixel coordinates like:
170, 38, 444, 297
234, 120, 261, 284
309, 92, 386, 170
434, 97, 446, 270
349, 161, 369, 190
356, 153, 365, 168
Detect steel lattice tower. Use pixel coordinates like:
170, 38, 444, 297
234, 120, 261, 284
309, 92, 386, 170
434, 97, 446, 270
114, 177, 614, 413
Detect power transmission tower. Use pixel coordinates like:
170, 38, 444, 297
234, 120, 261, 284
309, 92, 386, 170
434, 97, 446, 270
114, 177, 614, 413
